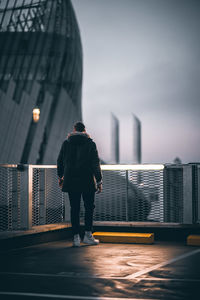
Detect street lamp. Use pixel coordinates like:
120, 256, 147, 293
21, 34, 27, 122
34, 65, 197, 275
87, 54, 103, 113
32, 108, 40, 123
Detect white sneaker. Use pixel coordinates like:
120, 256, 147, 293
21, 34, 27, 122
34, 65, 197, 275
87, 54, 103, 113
83, 231, 99, 245
73, 234, 81, 247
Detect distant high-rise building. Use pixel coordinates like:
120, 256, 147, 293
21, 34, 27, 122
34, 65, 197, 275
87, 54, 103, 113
133, 114, 141, 164
0, 0, 82, 164
111, 113, 119, 163
110, 114, 142, 164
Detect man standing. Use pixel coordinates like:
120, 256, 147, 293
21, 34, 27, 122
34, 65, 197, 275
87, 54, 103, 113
57, 121, 102, 247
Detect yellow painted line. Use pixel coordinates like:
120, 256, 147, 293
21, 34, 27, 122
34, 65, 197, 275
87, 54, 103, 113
93, 232, 154, 244
187, 235, 200, 246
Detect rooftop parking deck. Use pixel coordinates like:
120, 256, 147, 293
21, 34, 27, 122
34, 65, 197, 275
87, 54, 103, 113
0, 237, 200, 300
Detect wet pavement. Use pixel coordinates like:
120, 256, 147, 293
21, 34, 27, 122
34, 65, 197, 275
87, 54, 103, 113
0, 239, 199, 299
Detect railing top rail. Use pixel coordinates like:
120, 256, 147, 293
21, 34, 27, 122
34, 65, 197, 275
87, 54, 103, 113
29, 164, 165, 170
0, 164, 57, 169
2, 164, 199, 170
27, 164, 165, 170
1, 164, 199, 170
29, 165, 57, 169
101, 164, 164, 171
0, 164, 165, 170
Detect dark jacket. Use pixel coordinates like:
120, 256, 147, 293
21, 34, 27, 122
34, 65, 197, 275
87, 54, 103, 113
57, 132, 102, 192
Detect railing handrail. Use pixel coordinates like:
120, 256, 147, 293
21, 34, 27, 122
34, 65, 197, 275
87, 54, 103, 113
101, 164, 164, 170
0, 164, 165, 170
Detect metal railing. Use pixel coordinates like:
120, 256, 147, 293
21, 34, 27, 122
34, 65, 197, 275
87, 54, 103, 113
0, 164, 200, 231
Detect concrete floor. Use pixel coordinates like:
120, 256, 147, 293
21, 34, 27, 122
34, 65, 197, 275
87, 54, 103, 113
0, 239, 199, 299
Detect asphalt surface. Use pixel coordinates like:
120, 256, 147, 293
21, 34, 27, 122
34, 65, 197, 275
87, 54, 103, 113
0, 239, 199, 299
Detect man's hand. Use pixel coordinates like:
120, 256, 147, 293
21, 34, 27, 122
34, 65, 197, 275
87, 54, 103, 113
96, 183, 102, 194
58, 177, 64, 188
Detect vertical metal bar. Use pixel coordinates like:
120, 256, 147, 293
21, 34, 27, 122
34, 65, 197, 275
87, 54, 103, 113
183, 165, 193, 224
12, 168, 18, 230
163, 166, 167, 222
19, 165, 28, 229
38, 168, 46, 225
8, 168, 13, 230
125, 170, 128, 221
28, 165, 33, 229
160, 169, 164, 222
17, 170, 21, 229
197, 166, 200, 224
44, 168, 47, 224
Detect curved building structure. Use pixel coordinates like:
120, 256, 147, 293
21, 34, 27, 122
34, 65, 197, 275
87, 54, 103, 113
0, 0, 83, 164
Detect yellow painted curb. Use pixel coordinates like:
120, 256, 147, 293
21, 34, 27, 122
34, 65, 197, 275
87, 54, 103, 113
187, 235, 200, 246
93, 232, 154, 244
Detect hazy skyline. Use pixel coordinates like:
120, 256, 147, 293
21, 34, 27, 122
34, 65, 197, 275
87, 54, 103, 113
72, 0, 200, 163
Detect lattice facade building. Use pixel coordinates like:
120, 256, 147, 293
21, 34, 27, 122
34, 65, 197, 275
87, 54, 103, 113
0, 0, 83, 164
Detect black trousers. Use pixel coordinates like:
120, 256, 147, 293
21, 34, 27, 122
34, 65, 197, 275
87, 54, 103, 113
68, 190, 95, 235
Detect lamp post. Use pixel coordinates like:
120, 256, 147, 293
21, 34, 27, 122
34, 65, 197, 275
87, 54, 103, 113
32, 108, 40, 123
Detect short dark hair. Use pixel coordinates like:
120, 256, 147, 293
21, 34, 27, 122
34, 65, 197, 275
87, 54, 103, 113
74, 121, 85, 132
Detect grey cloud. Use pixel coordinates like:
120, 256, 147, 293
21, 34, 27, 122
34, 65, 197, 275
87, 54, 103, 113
73, 0, 200, 163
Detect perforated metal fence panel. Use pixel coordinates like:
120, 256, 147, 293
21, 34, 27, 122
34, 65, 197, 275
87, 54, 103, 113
79, 166, 164, 222
190, 164, 200, 224
80, 168, 163, 222
0, 166, 15, 231
0, 165, 28, 231
32, 167, 66, 226
128, 169, 164, 222
164, 166, 184, 223
80, 170, 128, 221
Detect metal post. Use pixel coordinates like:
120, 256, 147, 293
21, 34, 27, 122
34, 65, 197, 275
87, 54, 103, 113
183, 165, 193, 224
28, 165, 33, 229
197, 166, 200, 224
12, 169, 19, 230
125, 170, 129, 221
39, 168, 46, 225
18, 164, 32, 230
7, 168, 13, 230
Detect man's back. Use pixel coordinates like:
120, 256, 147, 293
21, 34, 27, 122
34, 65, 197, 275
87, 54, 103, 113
57, 132, 102, 192
66, 132, 94, 172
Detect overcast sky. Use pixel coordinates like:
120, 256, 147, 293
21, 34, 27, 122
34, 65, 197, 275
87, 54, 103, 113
72, 0, 200, 163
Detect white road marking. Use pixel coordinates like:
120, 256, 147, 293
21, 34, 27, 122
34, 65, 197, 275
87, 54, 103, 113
0, 291, 154, 300
125, 248, 200, 279
138, 277, 200, 282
